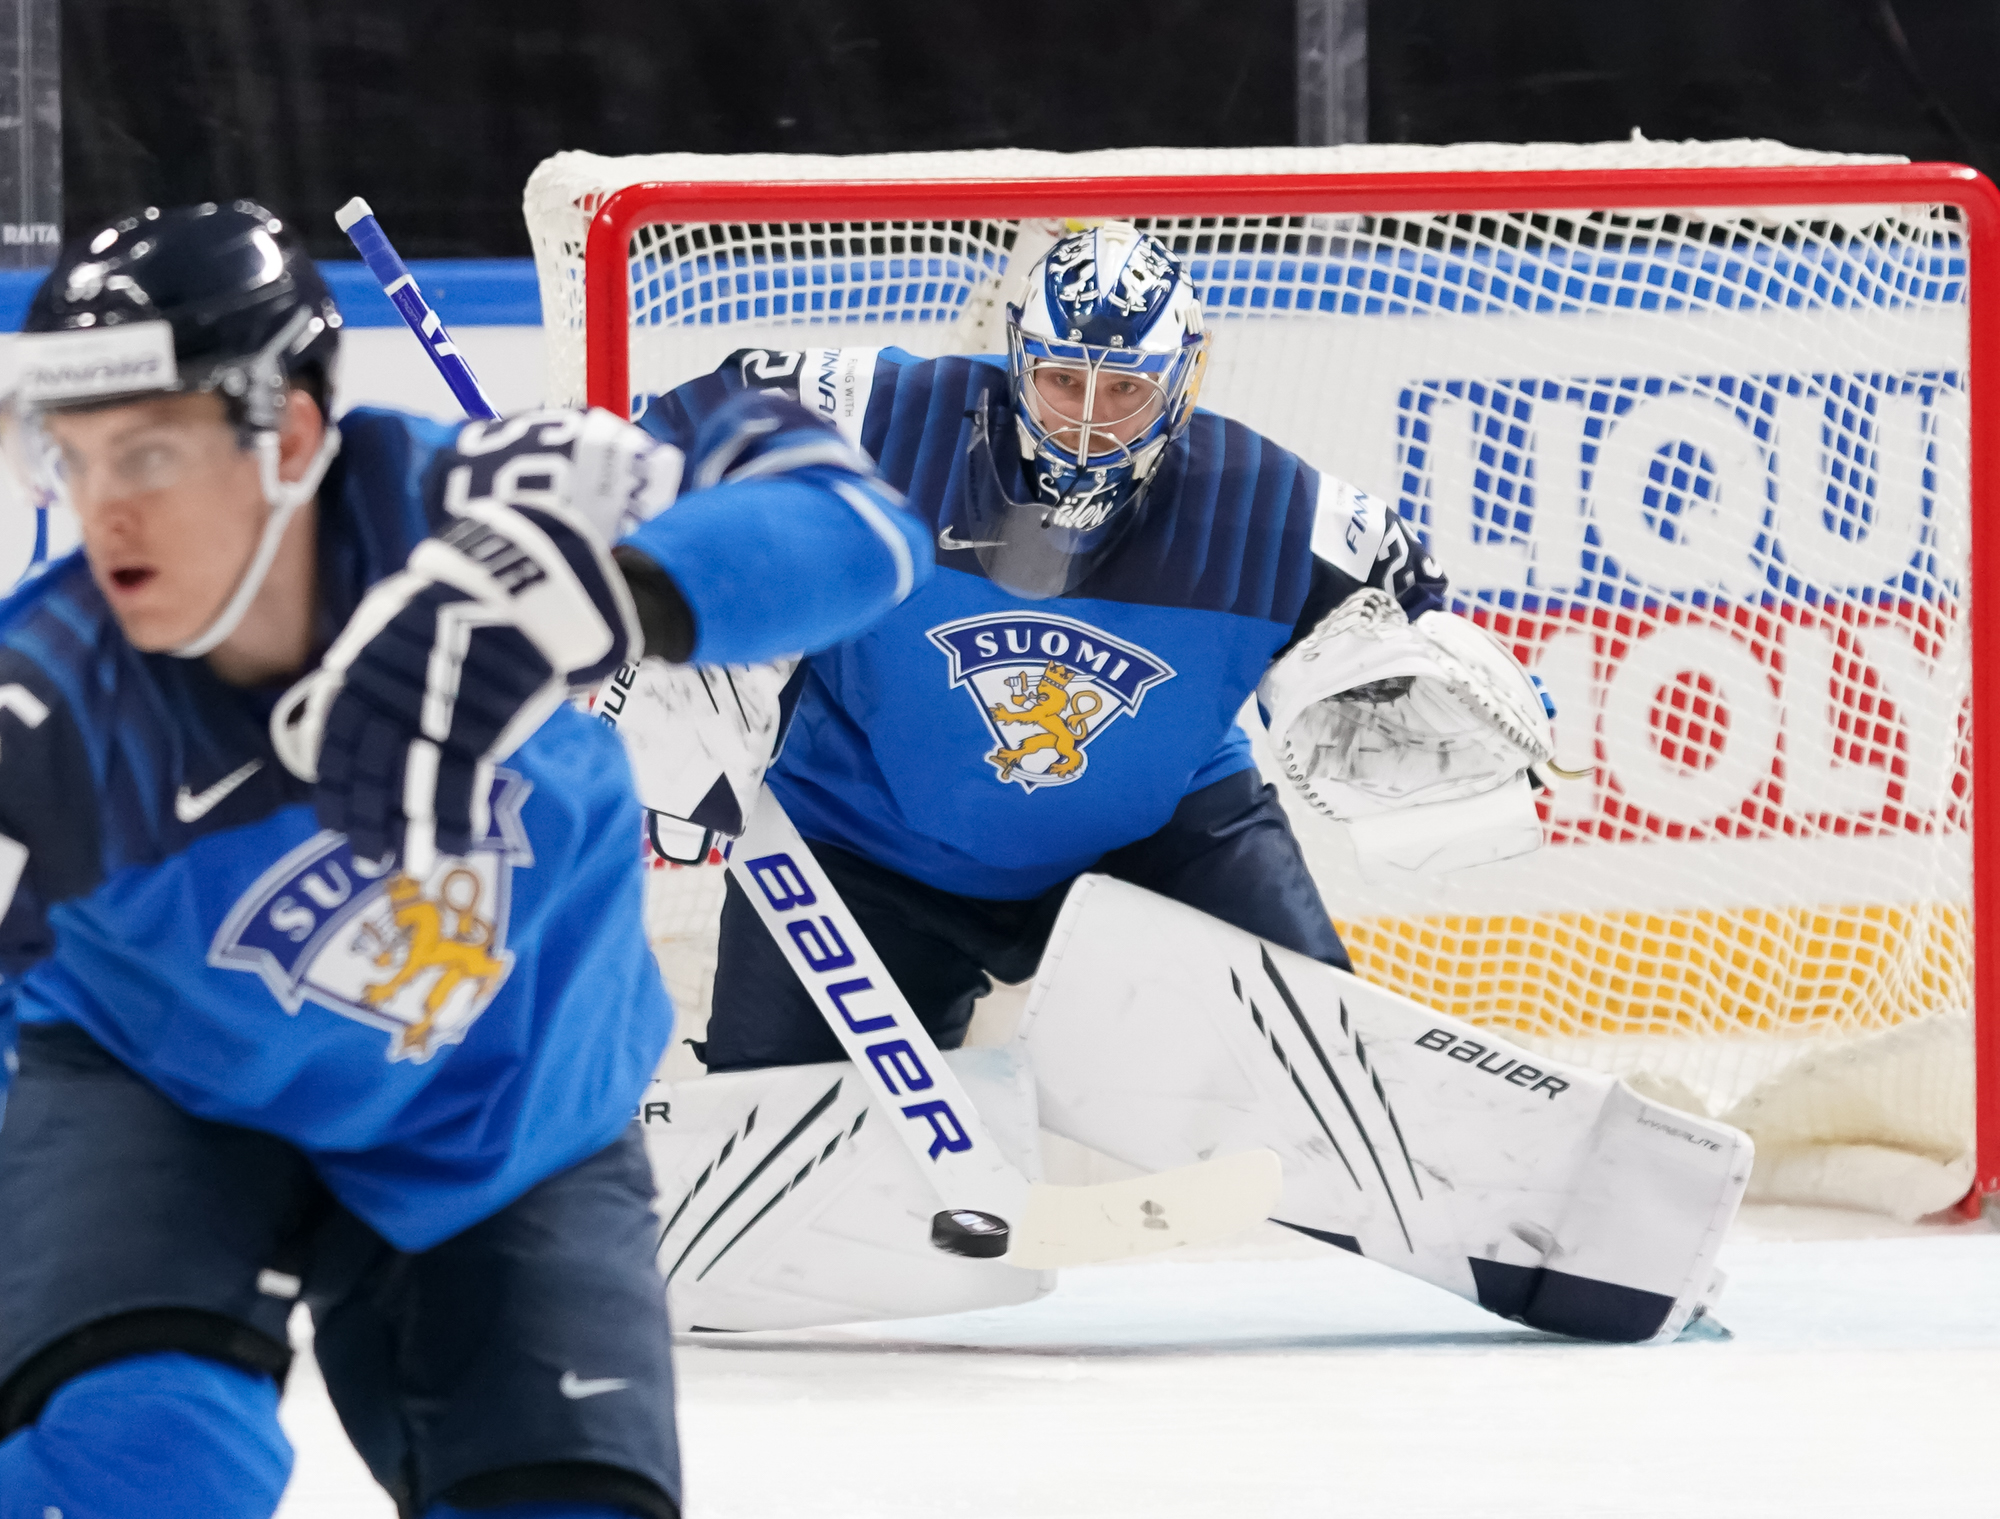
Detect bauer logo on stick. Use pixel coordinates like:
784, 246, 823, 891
211, 772, 535, 1061
928, 612, 1174, 791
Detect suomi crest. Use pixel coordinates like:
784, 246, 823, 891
927, 612, 1175, 791
210, 771, 535, 1062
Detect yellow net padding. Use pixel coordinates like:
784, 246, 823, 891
1335, 902, 1972, 1041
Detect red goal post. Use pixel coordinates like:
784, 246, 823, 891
532, 148, 2000, 1216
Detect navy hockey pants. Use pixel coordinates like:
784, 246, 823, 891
700, 767, 1350, 1071
0, 1023, 682, 1519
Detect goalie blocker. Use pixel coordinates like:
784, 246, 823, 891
590, 657, 796, 862
648, 874, 1748, 1343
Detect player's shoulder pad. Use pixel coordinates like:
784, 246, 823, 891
721, 346, 920, 454
332, 405, 459, 554
929, 351, 1007, 382
1180, 404, 1312, 477
1170, 406, 1319, 534
878, 350, 1008, 432
718, 344, 923, 393
635, 345, 906, 455
0, 553, 111, 677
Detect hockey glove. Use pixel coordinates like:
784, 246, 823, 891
1259, 590, 1555, 877
273, 410, 670, 873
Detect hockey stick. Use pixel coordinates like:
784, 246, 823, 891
341, 204, 1282, 1267
729, 784, 1281, 1267
336, 198, 500, 422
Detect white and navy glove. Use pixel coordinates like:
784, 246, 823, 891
273, 409, 679, 873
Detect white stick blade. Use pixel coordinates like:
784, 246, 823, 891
1004, 1148, 1281, 1269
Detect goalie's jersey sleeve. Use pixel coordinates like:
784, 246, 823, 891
0, 404, 922, 1252
638, 348, 1446, 900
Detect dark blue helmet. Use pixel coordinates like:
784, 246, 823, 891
21, 199, 340, 427
11, 201, 346, 656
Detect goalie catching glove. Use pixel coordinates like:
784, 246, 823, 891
1259, 589, 1555, 877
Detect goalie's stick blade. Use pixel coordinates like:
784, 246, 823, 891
1003, 1147, 1283, 1269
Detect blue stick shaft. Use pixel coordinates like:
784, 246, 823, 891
335, 197, 500, 422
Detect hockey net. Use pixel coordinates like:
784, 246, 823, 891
525, 142, 1998, 1219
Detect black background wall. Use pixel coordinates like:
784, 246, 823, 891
1372, 0, 2000, 176
60, 0, 2000, 259
60, 0, 1297, 257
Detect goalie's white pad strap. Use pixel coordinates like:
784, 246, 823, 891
1017, 876, 1751, 1344
644, 1045, 1052, 1333
591, 656, 795, 836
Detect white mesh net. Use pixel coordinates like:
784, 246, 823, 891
526, 141, 1980, 1214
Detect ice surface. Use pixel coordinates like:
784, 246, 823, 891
276, 1209, 2000, 1518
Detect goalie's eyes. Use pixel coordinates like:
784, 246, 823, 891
1045, 371, 1139, 393
1030, 367, 1162, 432
1043, 371, 1144, 402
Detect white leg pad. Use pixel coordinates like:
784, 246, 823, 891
645, 1044, 1054, 1332
1017, 876, 1752, 1343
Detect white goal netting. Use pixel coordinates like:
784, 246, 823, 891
527, 141, 1987, 1218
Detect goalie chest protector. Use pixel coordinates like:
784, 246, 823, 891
641, 348, 1325, 899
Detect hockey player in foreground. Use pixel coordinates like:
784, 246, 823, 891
623, 223, 1752, 1345
0, 203, 929, 1519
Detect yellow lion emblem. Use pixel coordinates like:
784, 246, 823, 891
987, 661, 1105, 781
359, 869, 509, 1058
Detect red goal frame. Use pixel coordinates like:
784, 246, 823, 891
582, 163, 2000, 1211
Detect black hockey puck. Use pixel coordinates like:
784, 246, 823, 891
930, 1208, 1011, 1258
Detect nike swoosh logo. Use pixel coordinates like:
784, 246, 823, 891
937, 526, 1004, 550
174, 759, 264, 823
559, 1371, 631, 1400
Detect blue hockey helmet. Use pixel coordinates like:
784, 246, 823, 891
1010, 221, 1206, 500
950, 223, 1206, 599
6, 201, 344, 654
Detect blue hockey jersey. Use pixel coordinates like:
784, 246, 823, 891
0, 405, 929, 1249
639, 347, 1445, 899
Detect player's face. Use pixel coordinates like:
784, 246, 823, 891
1028, 362, 1165, 452
46, 392, 273, 652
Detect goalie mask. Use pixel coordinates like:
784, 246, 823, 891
949, 222, 1206, 599
3, 200, 343, 655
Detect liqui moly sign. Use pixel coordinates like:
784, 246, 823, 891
1388, 369, 1967, 844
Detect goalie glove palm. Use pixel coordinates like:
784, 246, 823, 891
274, 411, 657, 872
1259, 591, 1555, 875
